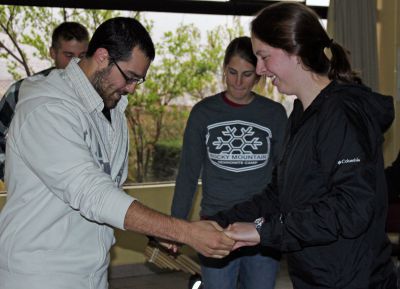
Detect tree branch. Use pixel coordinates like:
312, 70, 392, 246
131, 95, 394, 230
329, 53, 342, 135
0, 40, 23, 64
0, 20, 31, 76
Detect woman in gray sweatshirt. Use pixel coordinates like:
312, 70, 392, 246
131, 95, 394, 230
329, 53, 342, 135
171, 36, 287, 289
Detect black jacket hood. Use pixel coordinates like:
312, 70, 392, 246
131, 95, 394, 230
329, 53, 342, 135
318, 81, 394, 159
322, 81, 394, 133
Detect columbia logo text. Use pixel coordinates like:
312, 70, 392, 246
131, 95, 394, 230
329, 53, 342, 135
337, 157, 360, 165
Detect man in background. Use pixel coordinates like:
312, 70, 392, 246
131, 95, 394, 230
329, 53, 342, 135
0, 21, 89, 180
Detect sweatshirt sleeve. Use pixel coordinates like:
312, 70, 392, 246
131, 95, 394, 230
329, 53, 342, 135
171, 106, 205, 219
11, 102, 135, 230
259, 102, 380, 252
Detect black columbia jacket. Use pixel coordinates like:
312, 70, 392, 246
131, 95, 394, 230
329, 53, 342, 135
213, 81, 397, 289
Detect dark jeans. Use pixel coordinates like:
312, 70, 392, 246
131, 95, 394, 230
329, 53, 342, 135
199, 246, 280, 289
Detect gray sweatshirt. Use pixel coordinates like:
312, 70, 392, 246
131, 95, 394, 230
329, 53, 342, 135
171, 92, 287, 219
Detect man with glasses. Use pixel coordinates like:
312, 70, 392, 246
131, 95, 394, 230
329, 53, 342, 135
0, 17, 234, 289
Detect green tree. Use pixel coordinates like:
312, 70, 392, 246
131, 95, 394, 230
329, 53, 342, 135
0, 5, 54, 78
126, 24, 215, 182
126, 18, 247, 182
0, 7, 253, 183
0, 6, 121, 79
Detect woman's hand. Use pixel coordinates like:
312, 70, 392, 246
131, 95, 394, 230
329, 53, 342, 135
224, 222, 261, 250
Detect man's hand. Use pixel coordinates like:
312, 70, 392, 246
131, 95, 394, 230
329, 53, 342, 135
185, 220, 235, 258
224, 222, 260, 250
124, 201, 234, 258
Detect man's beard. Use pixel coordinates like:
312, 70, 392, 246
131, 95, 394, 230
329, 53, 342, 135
91, 66, 117, 109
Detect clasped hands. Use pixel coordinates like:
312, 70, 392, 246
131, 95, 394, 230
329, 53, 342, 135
159, 220, 261, 259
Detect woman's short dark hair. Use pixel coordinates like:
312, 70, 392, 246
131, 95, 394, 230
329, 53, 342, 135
251, 2, 361, 84
86, 17, 155, 62
223, 36, 257, 69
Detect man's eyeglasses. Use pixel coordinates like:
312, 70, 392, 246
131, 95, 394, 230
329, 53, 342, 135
111, 59, 145, 85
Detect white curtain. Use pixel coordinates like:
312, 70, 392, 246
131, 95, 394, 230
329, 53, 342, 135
327, 0, 379, 90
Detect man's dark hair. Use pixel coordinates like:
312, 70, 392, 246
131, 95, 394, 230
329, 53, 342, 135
51, 22, 89, 49
86, 17, 155, 62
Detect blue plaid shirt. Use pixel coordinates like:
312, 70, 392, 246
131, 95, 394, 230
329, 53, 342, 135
0, 67, 53, 180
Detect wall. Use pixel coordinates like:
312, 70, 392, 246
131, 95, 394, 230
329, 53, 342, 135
0, 192, 6, 212
377, 0, 400, 163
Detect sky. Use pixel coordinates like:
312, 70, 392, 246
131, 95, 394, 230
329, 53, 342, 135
147, 12, 253, 43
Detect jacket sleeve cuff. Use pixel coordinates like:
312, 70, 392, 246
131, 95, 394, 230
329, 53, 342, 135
100, 189, 136, 230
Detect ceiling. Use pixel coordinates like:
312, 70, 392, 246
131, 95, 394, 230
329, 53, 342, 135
0, 0, 328, 17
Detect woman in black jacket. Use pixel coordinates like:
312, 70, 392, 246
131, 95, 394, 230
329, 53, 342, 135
213, 2, 398, 288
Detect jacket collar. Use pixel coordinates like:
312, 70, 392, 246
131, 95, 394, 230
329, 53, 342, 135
290, 80, 337, 132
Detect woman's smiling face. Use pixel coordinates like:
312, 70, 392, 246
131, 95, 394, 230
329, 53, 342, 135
251, 36, 300, 96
